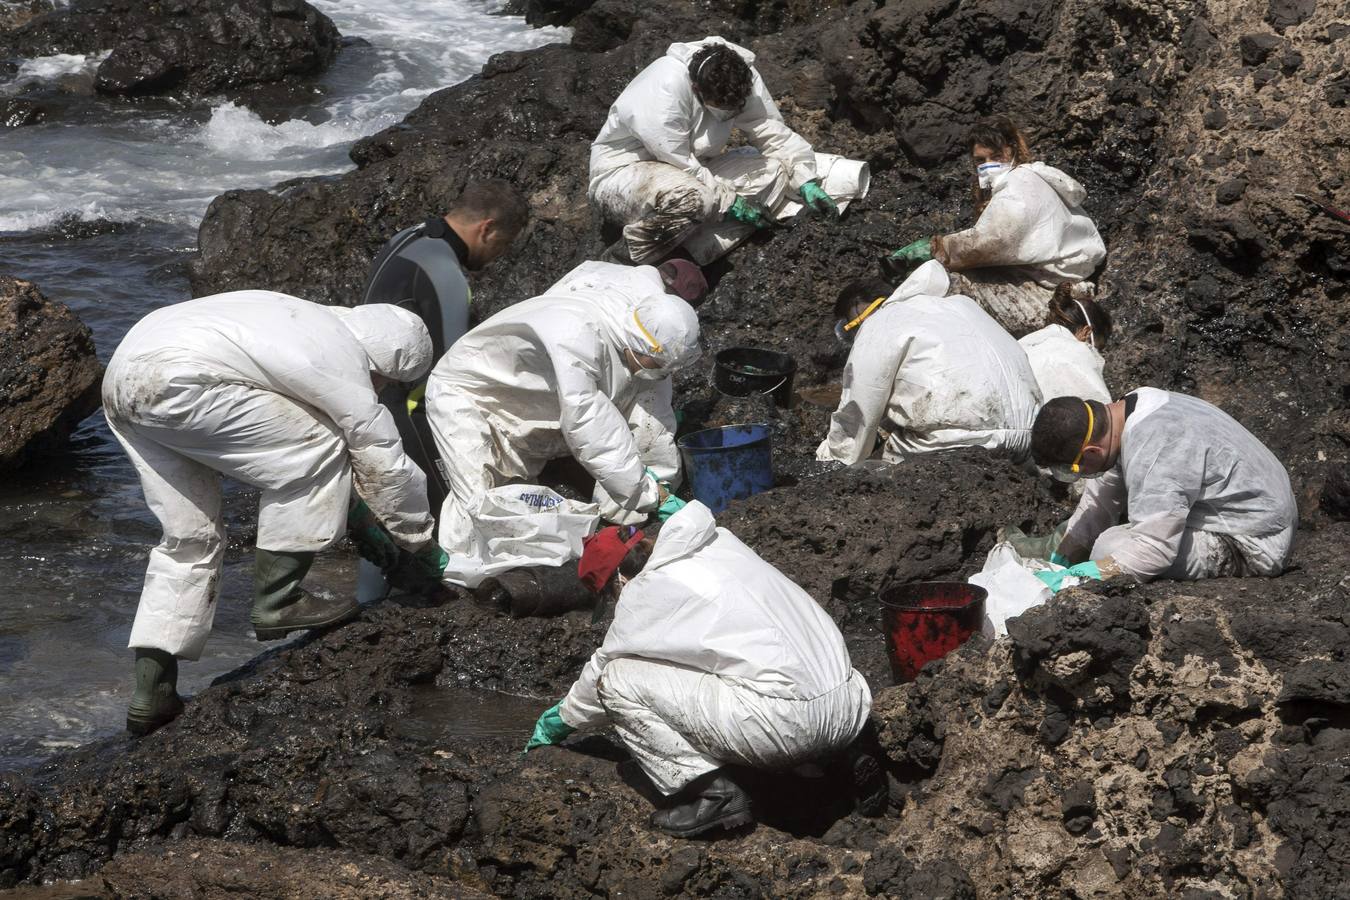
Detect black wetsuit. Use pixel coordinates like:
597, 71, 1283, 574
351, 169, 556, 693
360, 217, 472, 518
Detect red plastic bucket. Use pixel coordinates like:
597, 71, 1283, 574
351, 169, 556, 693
880, 582, 988, 683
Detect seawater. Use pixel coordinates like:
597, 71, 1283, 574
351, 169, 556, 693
0, 0, 569, 769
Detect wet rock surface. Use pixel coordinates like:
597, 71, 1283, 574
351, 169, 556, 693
0, 0, 340, 97
0, 277, 101, 471
4, 0, 1350, 895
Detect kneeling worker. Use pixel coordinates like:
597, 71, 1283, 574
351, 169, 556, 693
526, 502, 878, 838
590, 36, 840, 265
818, 261, 1042, 465
1029, 391, 1297, 588
104, 291, 445, 734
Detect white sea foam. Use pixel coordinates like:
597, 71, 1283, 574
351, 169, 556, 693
10, 50, 108, 83
198, 101, 381, 160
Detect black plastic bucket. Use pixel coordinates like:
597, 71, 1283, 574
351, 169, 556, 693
714, 347, 796, 408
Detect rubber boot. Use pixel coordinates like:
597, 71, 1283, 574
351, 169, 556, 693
251, 549, 358, 641
126, 648, 185, 736
649, 769, 755, 838
843, 728, 889, 818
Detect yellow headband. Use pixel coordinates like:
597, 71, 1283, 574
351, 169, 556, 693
844, 296, 887, 333
1069, 401, 1094, 474
633, 310, 664, 354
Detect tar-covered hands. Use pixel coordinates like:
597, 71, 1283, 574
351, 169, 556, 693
889, 236, 934, 264
348, 499, 399, 570
725, 196, 773, 229
800, 181, 840, 219
413, 542, 449, 580
524, 701, 576, 753
1035, 561, 1104, 593
385, 542, 449, 594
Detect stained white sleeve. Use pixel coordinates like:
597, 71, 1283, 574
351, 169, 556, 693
629, 379, 681, 485
620, 74, 737, 207
1107, 434, 1205, 580
738, 71, 817, 190
820, 329, 908, 465
559, 647, 611, 729
940, 191, 1039, 270
1059, 465, 1127, 563
270, 355, 433, 550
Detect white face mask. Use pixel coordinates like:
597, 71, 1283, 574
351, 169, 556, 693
705, 104, 740, 122
976, 161, 1013, 189
627, 347, 667, 380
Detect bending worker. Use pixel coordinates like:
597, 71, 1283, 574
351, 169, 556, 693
818, 261, 1042, 465
104, 291, 445, 735
884, 116, 1106, 336
1028, 390, 1297, 589
1018, 284, 1113, 404
525, 502, 878, 838
590, 36, 839, 266
424, 278, 701, 586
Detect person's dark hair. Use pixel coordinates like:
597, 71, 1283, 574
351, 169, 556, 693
598, 535, 655, 604
966, 115, 1033, 165
834, 277, 895, 320
688, 44, 753, 109
1047, 284, 1113, 349
449, 179, 529, 237
1031, 397, 1108, 466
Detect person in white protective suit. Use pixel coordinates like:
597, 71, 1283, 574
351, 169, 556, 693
817, 261, 1043, 466
523, 502, 882, 838
590, 36, 858, 266
1026, 391, 1298, 590
882, 116, 1106, 336
1018, 284, 1113, 404
103, 291, 445, 735
423, 280, 701, 588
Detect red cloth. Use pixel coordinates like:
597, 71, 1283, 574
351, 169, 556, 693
658, 259, 708, 306
579, 526, 646, 593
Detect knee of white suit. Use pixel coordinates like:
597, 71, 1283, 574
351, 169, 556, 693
1090, 524, 1136, 562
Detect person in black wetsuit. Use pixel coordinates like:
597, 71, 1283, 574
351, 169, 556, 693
355, 180, 528, 594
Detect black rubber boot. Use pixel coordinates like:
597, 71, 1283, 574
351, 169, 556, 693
846, 738, 889, 817
649, 769, 754, 838
126, 648, 184, 736
251, 549, 358, 641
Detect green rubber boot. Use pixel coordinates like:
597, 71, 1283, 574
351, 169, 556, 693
126, 648, 184, 736
251, 549, 358, 641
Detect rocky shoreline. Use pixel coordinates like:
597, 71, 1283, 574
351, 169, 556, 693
2, 0, 1349, 896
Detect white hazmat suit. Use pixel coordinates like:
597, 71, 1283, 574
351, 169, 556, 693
1061, 388, 1297, 581
938, 162, 1107, 335
425, 283, 700, 587
103, 291, 435, 660
817, 261, 1043, 465
1018, 324, 1111, 404
559, 501, 872, 794
589, 37, 817, 265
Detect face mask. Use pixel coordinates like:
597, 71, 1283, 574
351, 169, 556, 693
632, 366, 666, 381
976, 161, 1012, 189
705, 104, 740, 122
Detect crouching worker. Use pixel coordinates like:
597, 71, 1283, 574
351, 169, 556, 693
525, 502, 878, 838
1028, 390, 1297, 590
424, 281, 700, 587
590, 36, 841, 266
818, 261, 1042, 465
883, 116, 1106, 336
104, 291, 444, 735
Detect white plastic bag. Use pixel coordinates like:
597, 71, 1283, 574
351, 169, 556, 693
442, 485, 600, 588
970, 541, 1085, 637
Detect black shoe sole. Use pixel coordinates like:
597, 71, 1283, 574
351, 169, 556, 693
126, 698, 185, 737
652, 806, 755, 839
253, 603, 359, 641
851, 750, 888, 817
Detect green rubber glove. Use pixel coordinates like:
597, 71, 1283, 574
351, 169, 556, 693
888, 236, 933, 264
799, 180, 840, 219
658, 493, 687, 522
413, 542, 449, 580
348, 499, 399, 570
1048, 551, 1070, 567
1035, 561, 1103, 593
725, 196, 772, 229
524, 701, 576, 753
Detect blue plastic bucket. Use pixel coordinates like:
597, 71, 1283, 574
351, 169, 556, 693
677, 424, 774, 513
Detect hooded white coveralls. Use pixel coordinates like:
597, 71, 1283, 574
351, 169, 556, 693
1018, 324, 1111, 404
424, 283, 701, 586
817, 261, 1043, 465
1061, 388, 1297, 581
589, 37, 817, 265
938, 162, 1107, 335
558, 501, 872, 794
103, 291, 436, 660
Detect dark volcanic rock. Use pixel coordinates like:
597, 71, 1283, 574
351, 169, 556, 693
0, 0, 340, 97
0, 96, 43, 127
0, 277, 101, 471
